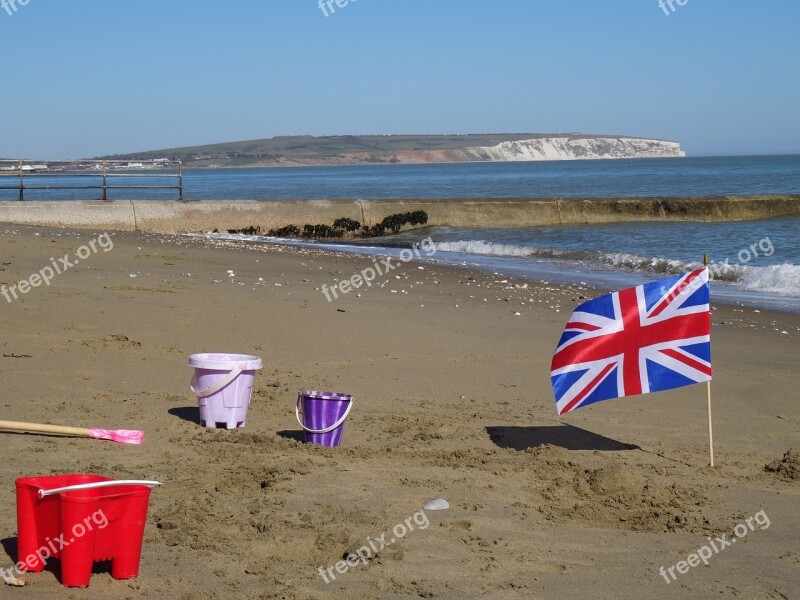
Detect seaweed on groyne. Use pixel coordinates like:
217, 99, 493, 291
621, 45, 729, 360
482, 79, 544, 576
223, 210, 429, 240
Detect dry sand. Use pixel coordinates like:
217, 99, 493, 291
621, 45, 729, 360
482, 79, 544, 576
0, 225, 797, 600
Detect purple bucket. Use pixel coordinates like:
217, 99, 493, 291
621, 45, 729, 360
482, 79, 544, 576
295, 391, 353, 447
188, 353, 263, 429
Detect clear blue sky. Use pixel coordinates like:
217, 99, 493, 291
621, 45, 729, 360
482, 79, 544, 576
2, 0, 798, 158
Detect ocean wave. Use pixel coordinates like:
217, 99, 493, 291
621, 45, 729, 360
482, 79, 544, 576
597, 253, 704, 277
599, 254, 800, 295
737, 264, 800, 296
432, 240, 800, 296
433, 240, 590, 260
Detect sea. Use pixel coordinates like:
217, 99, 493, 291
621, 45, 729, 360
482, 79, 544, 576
4, 155, 799, 312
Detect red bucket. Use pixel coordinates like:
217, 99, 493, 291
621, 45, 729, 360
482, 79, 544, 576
15, 475, 159, 587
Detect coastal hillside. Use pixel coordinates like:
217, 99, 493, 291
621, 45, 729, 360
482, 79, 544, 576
101, 134, 684, 167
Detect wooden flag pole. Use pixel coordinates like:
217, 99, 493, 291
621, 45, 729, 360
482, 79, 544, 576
707, 380, 714, 467
704, 253, 715, 467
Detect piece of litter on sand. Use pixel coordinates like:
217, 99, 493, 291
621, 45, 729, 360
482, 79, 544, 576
2, 572, 25, 586
424, 498, 450, 511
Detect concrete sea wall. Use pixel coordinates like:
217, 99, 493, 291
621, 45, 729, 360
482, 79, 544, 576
0, 195, 799, 234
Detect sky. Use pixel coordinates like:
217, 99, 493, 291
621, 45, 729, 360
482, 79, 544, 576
1, 0, 798, 159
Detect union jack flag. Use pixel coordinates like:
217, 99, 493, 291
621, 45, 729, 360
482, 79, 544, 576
551, 268, 712, 415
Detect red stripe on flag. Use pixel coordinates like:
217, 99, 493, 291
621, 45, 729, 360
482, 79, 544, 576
560, 362, 617, 415
650, 269, 705, 318
660, 348, 712, 377
565, 321, 601, 332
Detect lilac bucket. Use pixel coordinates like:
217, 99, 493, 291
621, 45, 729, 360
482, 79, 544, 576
188, 354, 263, 429
295, 391, 354, 447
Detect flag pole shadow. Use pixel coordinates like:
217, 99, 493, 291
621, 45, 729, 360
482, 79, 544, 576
486, 424, 640, 452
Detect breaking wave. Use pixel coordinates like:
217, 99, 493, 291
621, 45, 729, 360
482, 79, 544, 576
433, 240, 800, 297
737, 264, 800, 296
433, 240, 590, 260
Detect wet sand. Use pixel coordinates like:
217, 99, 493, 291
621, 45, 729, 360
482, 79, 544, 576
0, 225, 798, 599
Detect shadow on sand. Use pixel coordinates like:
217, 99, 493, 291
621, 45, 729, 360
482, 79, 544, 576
167, 407, 201, 425
276, 430, 306, 443
486, 424, 639, 452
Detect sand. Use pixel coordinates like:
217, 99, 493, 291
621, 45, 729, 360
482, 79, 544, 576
0, 225, 797, 599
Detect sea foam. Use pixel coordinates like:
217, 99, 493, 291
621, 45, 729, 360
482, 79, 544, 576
433, 240, 800, 297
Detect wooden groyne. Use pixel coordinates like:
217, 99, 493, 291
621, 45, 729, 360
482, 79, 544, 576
0, 195, 798, 234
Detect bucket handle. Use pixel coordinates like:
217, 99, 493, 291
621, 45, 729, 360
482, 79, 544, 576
295, 394, 353, 435
190, 364, 244, 398
38, 480, 162, 499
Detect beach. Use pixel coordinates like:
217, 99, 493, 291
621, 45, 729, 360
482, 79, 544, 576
0, 224, 798, 599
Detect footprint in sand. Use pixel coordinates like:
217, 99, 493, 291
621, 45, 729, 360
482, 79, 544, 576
82, 334, 142, 349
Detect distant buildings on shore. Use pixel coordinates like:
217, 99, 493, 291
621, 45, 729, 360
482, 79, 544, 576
0, 158, 175, 172
0, 164, 48, 172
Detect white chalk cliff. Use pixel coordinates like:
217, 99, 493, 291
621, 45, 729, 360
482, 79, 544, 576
462, 137, 685, 161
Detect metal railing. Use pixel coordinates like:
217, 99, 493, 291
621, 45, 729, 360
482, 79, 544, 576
0, 160, 184, 201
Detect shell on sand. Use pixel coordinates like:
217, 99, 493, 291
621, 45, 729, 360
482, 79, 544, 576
424, 498, 450, 511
